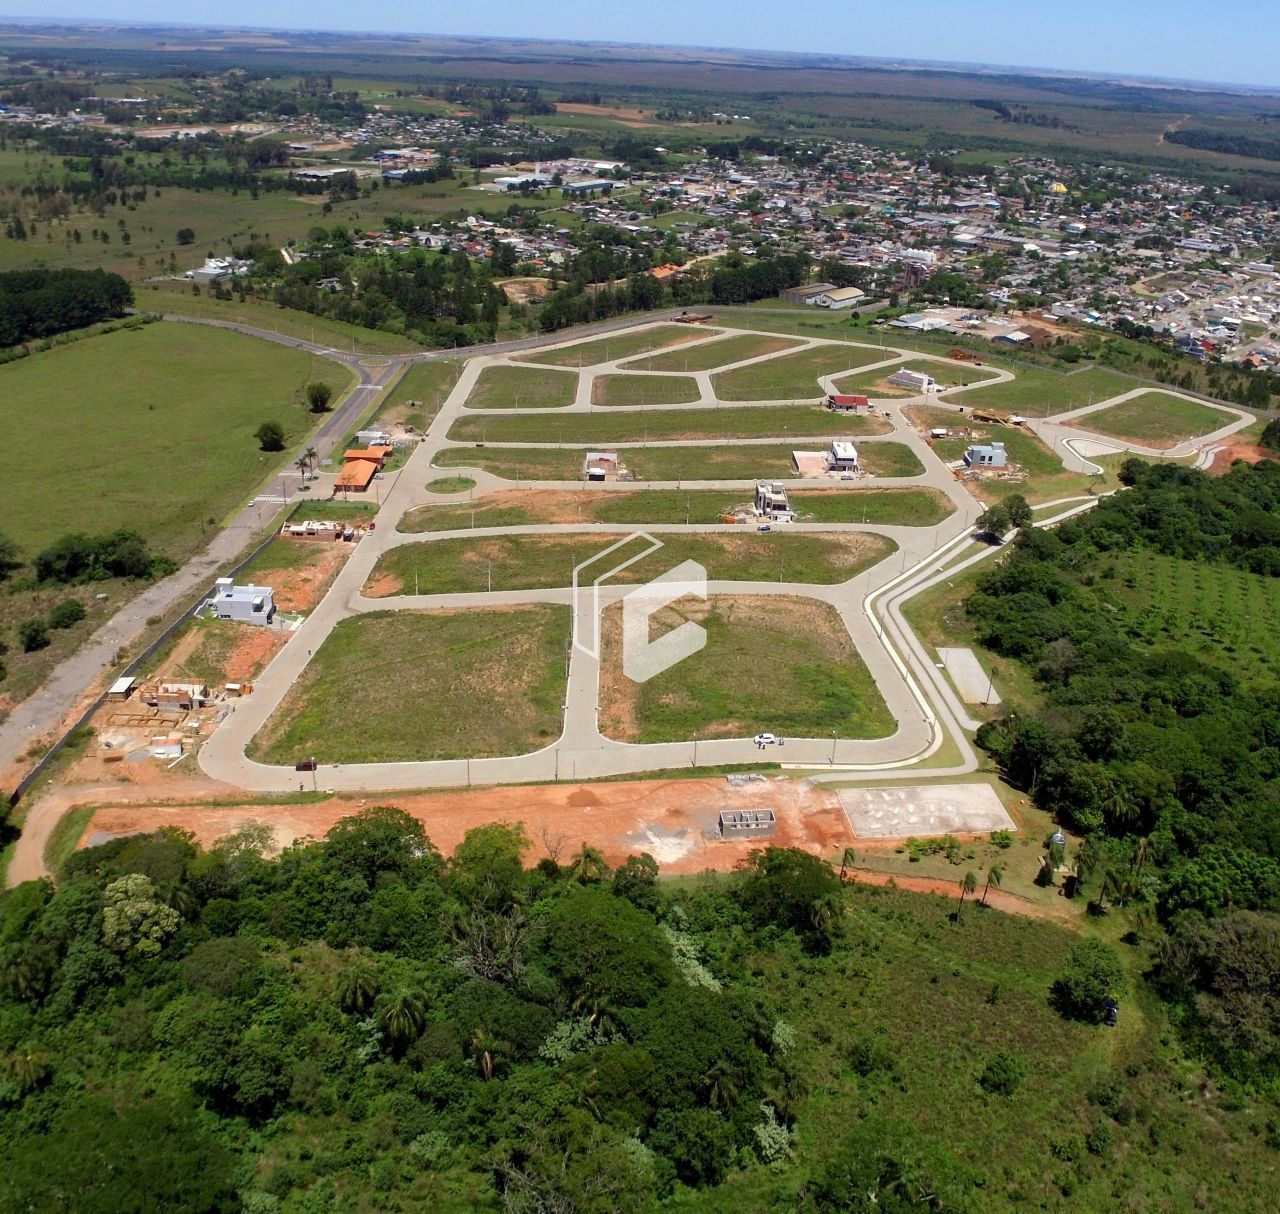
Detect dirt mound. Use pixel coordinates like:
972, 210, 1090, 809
1208, 443, 1275, 475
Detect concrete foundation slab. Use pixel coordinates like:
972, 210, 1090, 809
938, 647, 999, 705
838, 782, 1015, 838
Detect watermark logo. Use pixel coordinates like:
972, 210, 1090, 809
572, 533, 706, 683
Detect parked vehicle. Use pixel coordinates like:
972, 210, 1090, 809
753, 733, 778, 746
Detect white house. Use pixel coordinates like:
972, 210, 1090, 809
964, 442, 1007, 468
208, 578, 276, 625
755, 481, 791, 517
829, 441, 859, 471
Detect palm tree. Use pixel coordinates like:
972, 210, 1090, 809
375, 987, 426, 1052
295, 456, 309, 480
471, 1026, 498, 1080
838, 847, 857, 882
569, 843, 610, 884
303, 445, 318, 474
336, 962, 381, 1015
981, 862, 1005, 906
703, 1059, 740, 1112
957, 871, 978, 915
809, 891, 843, 938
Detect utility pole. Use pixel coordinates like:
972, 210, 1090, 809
311, 758, 317, 792
830, 730, 837, 764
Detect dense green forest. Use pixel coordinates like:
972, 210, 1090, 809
970, 459, 1280, 1087
0, 267, 132, 346
0, 809, 1274, 1213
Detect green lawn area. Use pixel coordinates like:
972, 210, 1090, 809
1073, 392, 1233, 447
0, 322, 346, 558
374, 360, 464, 430
249, 606, 569, 763
367, 531, 894, 595
464, 364, 577, 409
599, 594, 895, 742
447, 405, 892, 444
962, 365, 1138, 417
620, 333, 803, 373
712, 343, 888, 399
433, 441, 924, 481
399, 486, 950, 531
591, 374, 701, 406
832, 359, 996, 398
519, 324, 718, 367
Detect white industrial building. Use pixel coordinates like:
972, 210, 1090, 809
888, 367, 935, 392
807, 286, 866, 310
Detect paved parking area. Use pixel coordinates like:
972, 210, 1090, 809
838, 782, 1015, 838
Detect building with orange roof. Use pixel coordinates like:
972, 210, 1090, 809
335, 445, 391, 493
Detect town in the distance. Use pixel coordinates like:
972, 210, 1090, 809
0, 20, 1275, 1214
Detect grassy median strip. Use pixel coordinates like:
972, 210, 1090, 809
599, 594, 895, 743
832, 359, 998, 398
464, 364, 577, 409
399, 486, 951, 532
249, 606, 569, 763
447, 405, 891, 444
518, 324, 718, 367
712, 343, 886, 399
367, 531, 895, 595
591, 373, 701, 406
620, 332, 802, 372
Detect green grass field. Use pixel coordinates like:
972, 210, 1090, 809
374, 360, 464, 430
591, 374, 701, 406
712, 343, 887, 400
368, 531, 894, 595
600, 594, 895, 742
433, 440, 924, 481
136, 285, 423, 355
620, 333, 803, 373
447, 405, 891, 444
519, 324, 717, 367
250, 606, 569, 763
399, 486, 949, 531
0, 322, 345, 557
910, 406, 1119, 504
425, 476, 476, 493
1073, 392, 1232, 447
464, 364, 577, 409
963, 366, 1138, 417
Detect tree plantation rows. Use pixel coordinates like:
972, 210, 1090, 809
0, 267, 131, 346
970, 460, 1280, 1085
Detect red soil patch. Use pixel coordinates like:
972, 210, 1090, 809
77, 776, 851, 874
1208, 443, 1274, 475
363, 571, 402, 599
269, 543, 350, 612
224, 629, 287, 684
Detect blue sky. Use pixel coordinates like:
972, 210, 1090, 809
5, 1, 1279, 89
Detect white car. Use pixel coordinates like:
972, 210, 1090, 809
753, 732, 778, 746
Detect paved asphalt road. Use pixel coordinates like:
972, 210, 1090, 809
0, 309, 694, 790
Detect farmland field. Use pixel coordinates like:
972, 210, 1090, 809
249, 606, 569, 763
590, 373, 701, 406
464, 364, 577, 409
619, 332, 803, 372
599, 594, 895, 742
712, 343, 887, 399
0, 321, 344, 557
1072, 392, 1233, 447
519, 324, 717, 367
447, 404, 892, 444
366, 531, 894, 595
